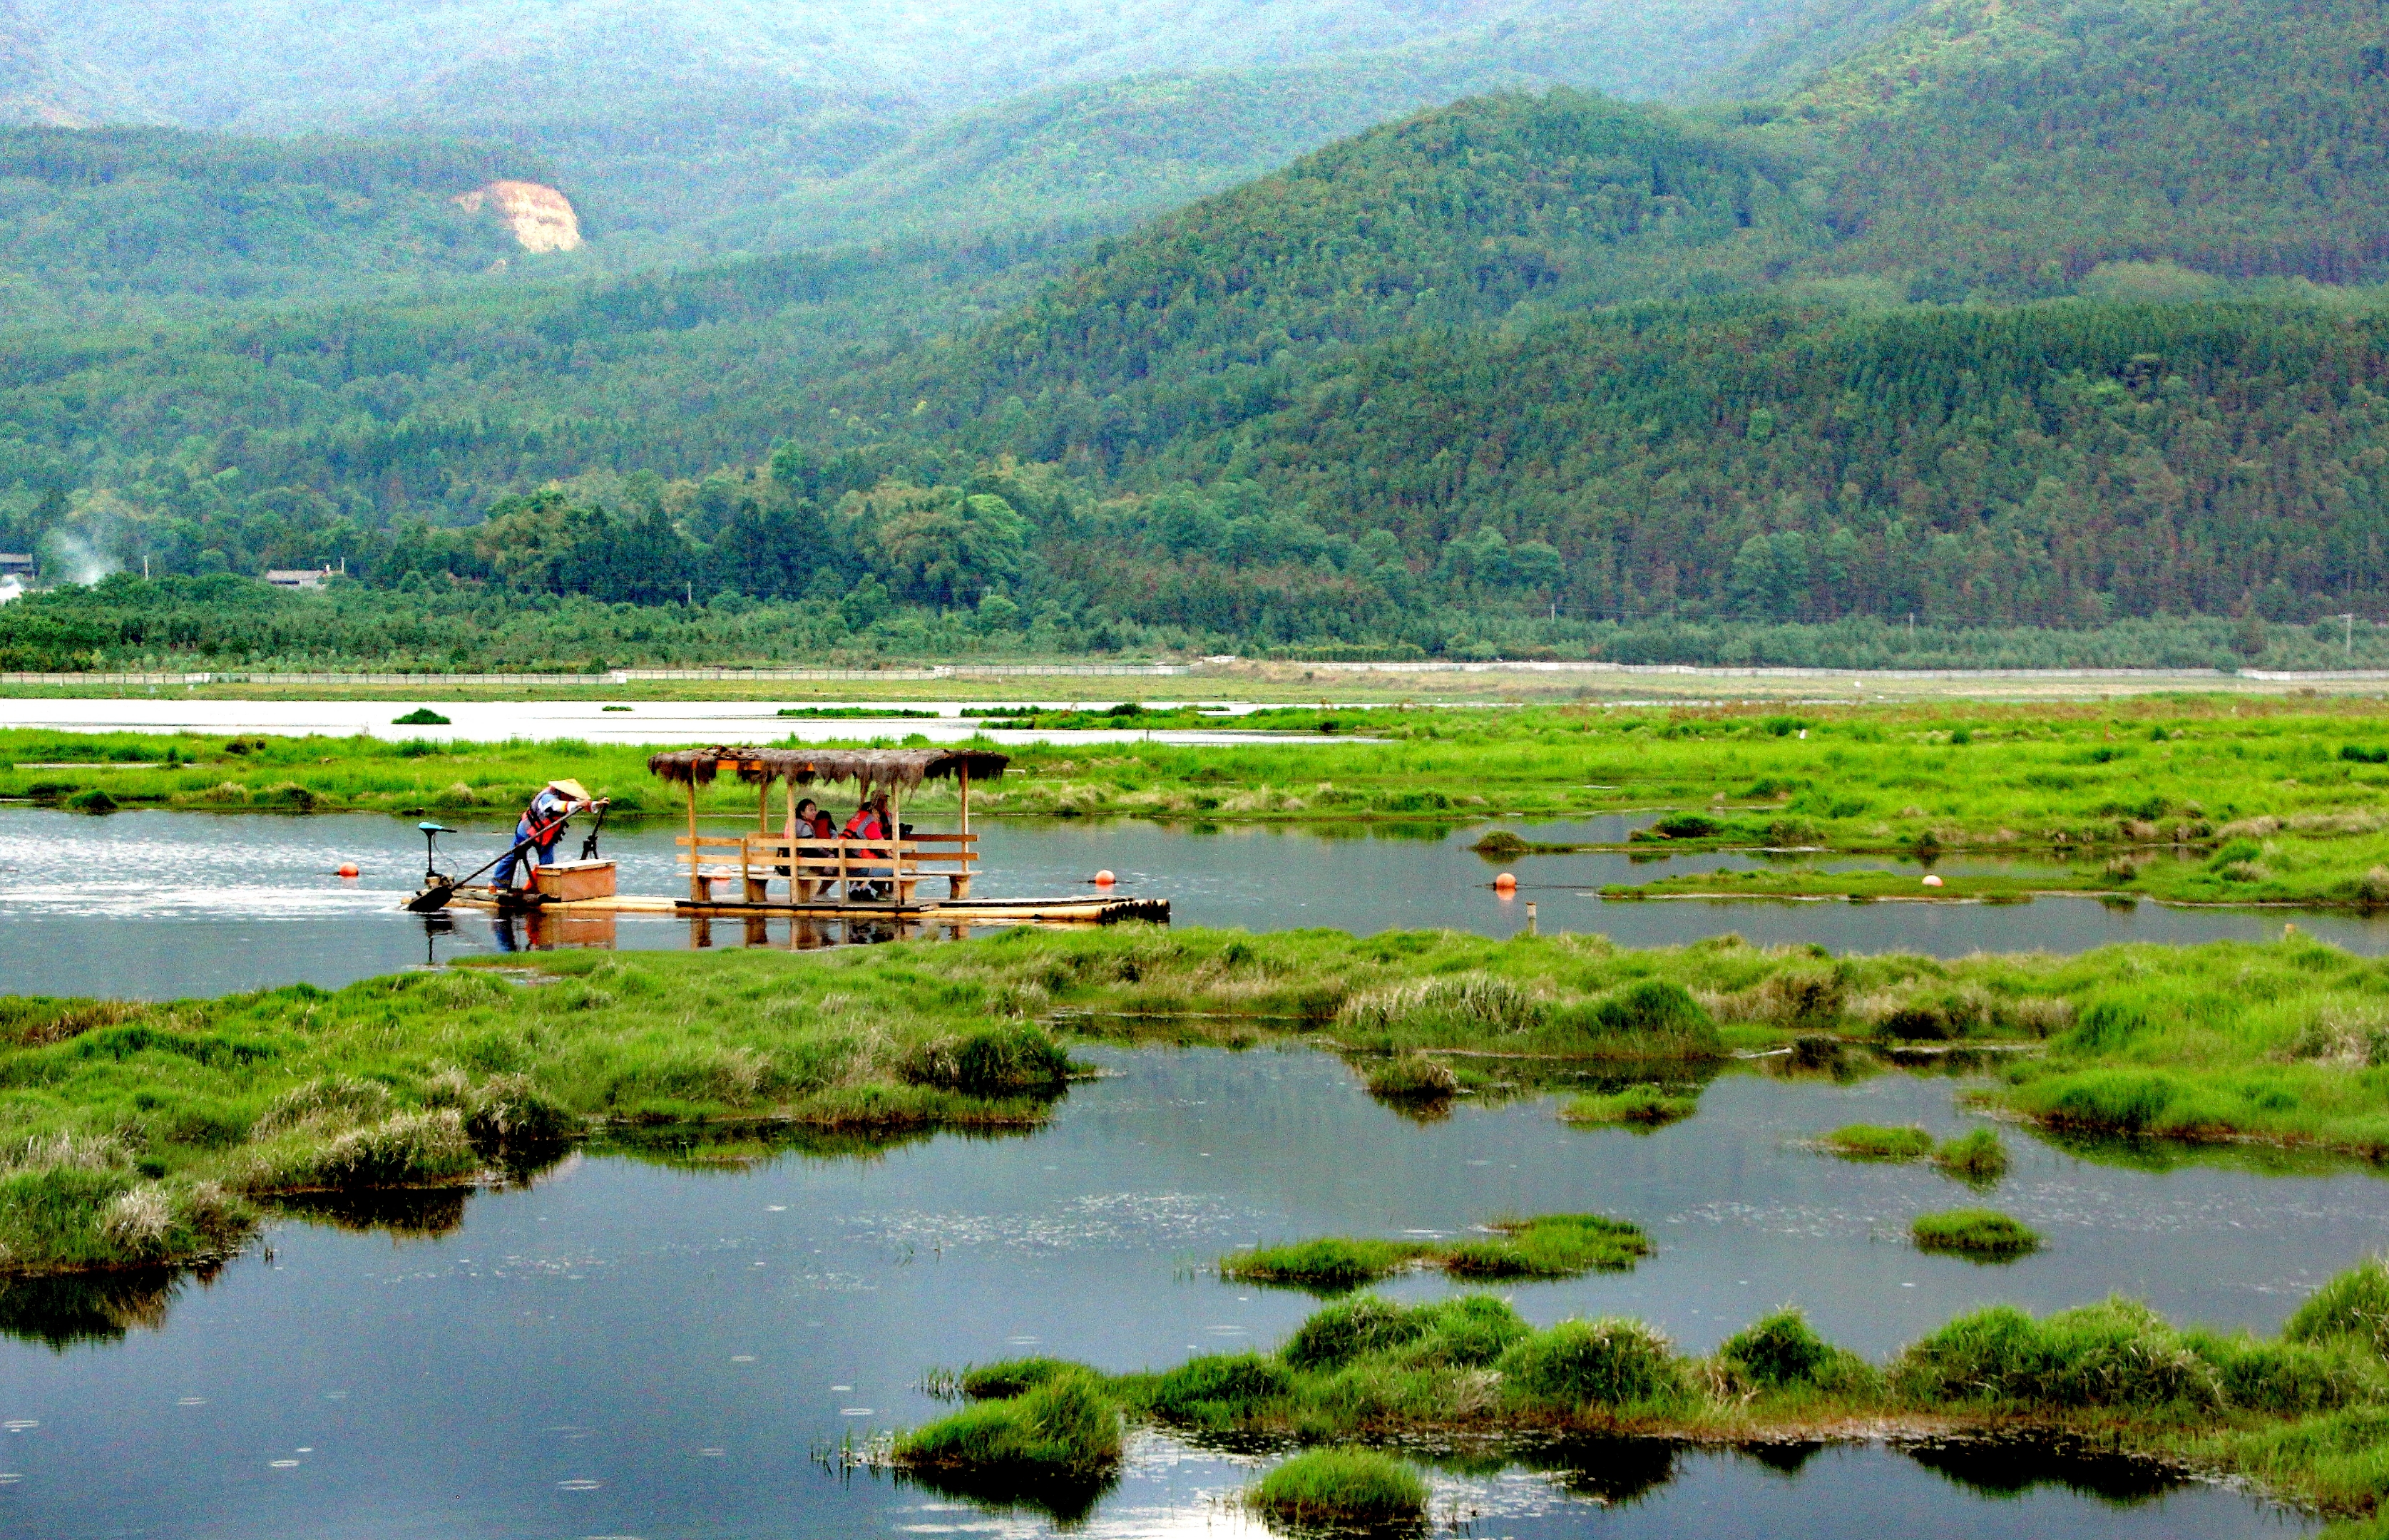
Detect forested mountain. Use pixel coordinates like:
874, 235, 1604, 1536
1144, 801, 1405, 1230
0, 129, 567, 327
15, 0, 2389, 665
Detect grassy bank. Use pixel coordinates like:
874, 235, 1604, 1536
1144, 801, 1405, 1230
24, 697, 2389, 904
19, 922, 2389, 1273
891, 1270, 2389, 1531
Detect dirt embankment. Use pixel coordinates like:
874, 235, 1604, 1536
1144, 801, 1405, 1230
454, 180, 583, 253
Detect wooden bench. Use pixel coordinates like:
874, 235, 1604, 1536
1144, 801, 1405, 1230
677, 831, 979, 906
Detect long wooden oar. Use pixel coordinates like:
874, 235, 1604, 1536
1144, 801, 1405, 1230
406, 825, 552, 913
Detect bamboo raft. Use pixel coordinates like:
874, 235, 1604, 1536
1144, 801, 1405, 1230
441, 746, 1170, 928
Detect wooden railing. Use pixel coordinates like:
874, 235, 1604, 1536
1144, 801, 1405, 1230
677, 831, 979, 905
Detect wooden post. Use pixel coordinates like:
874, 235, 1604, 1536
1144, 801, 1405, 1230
889, 785, 910, 907
745, 772, 769, 903
685, 780, 704, 903
952, 766, 973, 900
786, 776, 802, 903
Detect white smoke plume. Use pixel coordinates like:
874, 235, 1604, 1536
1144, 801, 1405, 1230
39, 528, 121, 586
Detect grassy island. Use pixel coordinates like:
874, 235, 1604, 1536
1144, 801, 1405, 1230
889, 1268, 2389, 1535
25, 697, 2389, 907
16, 923, 2389, 1274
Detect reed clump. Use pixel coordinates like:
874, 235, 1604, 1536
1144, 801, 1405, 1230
1244, 1447, 1429, 1530
1911, 1208, 2042, 1258
1932, 1127, 2010, 1181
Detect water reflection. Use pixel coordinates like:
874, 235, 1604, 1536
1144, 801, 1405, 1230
0, 1052, 2341, 1536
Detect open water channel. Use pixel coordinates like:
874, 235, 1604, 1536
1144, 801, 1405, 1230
0, 799, 2377, 1537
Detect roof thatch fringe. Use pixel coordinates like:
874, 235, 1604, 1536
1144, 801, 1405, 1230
646, 747, 1008, 798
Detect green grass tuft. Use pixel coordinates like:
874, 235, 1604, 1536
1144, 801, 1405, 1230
1558, 1084, 1699, 1129
895, 1367, 1122, 1478
2287, 1256, 2389, 1358
1821, 1123, 1935, 1160
1911, 1208, 2042, 1258
1495, 1316, 1683, 1406
1222, 1213, 1649, 1288
1246, 1447, 1428, 1528
1933, 1127, 2010, 1182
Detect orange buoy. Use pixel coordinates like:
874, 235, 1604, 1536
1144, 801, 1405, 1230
337, 863, 359, 878
1095, 869, 1116, 886
1494, 872, 1518, 893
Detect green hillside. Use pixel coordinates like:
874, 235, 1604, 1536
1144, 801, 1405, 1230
0, 128, 568, 327
1767, 0, 2389, 299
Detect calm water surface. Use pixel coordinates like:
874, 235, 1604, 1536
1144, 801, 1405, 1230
0, 1052, 2326, 1539
1, 808, 2378, 998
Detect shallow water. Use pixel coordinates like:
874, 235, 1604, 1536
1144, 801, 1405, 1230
1, 807, 2381, 999
0, 1050, 2326, 1539
0, 694, 1338, 747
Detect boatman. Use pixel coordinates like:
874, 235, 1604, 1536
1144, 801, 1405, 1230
495, 778, 607, 892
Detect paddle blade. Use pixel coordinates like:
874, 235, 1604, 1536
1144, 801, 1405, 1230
405, 882, 456, 913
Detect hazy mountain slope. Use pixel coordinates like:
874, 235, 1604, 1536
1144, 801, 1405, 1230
1767, 0, 2389, 297
18, 0, 1842, 240
704, 0, 1822, 255
0, 129, 569, 328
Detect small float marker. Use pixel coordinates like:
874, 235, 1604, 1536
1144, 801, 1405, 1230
1094, 869, 1116, 886
1494, 872, 1518, 893
337, 863, 359, 878
1922, 874, 1944, 888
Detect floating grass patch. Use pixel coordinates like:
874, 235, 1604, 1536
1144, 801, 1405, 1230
1244, 1447, 1428, 1530
1933, 1127, 2011, 1182
1559, 1084, 1698, 1129
1222, 1213, 1649, 1289
1912, 1208, 2042, 1258
1821, 1124, 1935, 1160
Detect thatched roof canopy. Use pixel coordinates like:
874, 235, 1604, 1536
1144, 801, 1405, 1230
645, 746, 1008, 797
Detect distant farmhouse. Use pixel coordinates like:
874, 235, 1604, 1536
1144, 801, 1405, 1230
0, 553, 34, 581
265, 566, 339, 590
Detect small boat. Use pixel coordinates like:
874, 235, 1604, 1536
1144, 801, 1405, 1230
433, 746, 1169, 928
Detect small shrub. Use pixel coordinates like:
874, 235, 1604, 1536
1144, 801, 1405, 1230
1245, 1448, 1428, 1528
65, 788, 118, 814
1911, 1208, 2042, 1258
1470, 829, 1531, 856
1652, 812, 1722, 838
1497, 1317, 1682, 1405
1933, 1128, 2010, 1182
392, 708, 452, 726
1821, 1124, 1933, 1160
